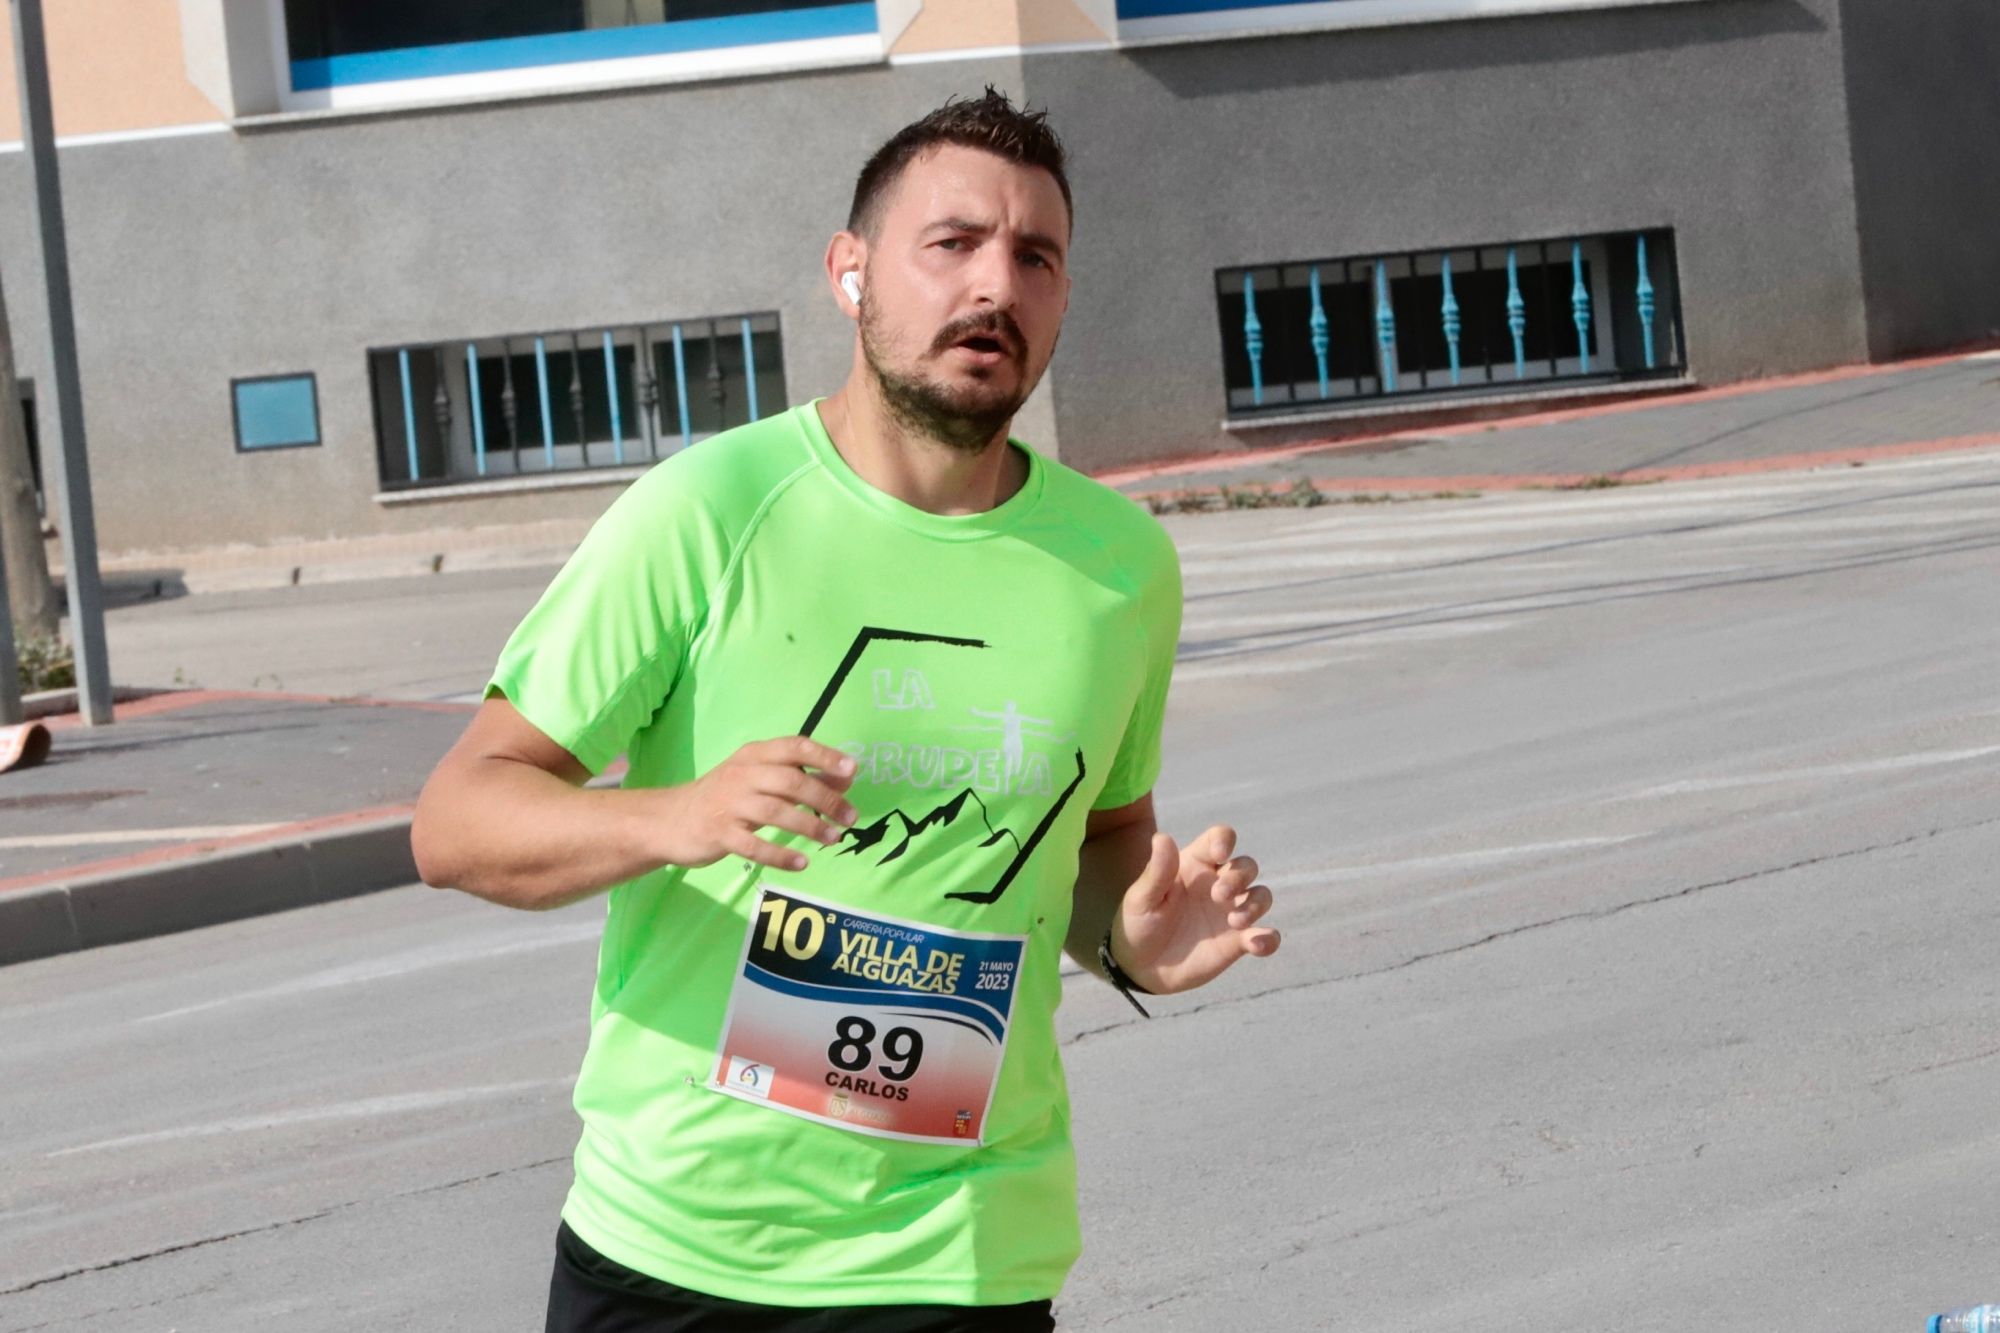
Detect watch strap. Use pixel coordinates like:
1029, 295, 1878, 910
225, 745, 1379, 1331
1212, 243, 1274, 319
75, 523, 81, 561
1098, 928, 1153, 1018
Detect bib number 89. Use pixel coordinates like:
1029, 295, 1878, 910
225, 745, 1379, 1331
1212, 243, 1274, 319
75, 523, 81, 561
828, 1016, 925, 1083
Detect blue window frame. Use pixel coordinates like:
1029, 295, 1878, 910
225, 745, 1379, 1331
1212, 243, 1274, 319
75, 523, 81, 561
285, 0, 877, 91
232, 373, 322, 452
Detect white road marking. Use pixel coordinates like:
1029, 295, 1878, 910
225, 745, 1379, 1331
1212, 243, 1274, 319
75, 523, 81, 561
1267, 836, 1641, 889
1181, 547, 1526, 576
1611, 746, 2000, 800
1177, 511, 1999, 578
1173, 462, 2000, 557
45, 1079, 571, 1158
1172, 652, 1360, 685
1183, 606, 1435, 633
0, 824, 280, 850
1182, 614, 1512, 644
1157, 776, 1268, 809
137, 921, 604, 1023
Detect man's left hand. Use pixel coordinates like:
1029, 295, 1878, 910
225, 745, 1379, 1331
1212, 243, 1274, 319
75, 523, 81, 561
1113, 825, 1279, 995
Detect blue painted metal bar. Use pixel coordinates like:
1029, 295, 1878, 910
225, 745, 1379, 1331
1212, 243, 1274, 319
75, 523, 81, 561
671, 323, 692, 448
397, 348, 419, 481
740, 317, 761, 421
1241, 273, 1265, 407
1374, 263, 1397, 393
466, 343, 486, 477
1308, 266, 1330, 399
1505, 248, 1527, 378
1441, 256, 1462, 387
1637, 235, 1657, 370
1571, 243, 1592, 374
601, 330, 624, 465
534, 335, 555, 467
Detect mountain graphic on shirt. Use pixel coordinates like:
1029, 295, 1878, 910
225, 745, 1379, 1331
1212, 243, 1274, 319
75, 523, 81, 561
838, 787, 1024, 866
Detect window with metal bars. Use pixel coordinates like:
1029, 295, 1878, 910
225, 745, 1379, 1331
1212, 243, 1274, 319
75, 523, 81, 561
1217, 229, 1686, 419
368, 313, 786, 490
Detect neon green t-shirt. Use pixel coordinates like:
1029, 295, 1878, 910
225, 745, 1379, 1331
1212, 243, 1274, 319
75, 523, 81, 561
487, 402, 1181, 1307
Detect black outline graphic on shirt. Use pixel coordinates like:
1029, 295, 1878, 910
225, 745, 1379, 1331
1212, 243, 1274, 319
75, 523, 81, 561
798, 626, 1086, 907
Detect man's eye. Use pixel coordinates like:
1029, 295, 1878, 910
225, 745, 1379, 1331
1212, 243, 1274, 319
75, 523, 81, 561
1021, 252, 1051, 269
938, 238, 968, 251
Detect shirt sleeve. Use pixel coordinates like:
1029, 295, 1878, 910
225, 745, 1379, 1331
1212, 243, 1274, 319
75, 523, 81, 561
1092, 525, 1183, 811
485, 464, 730, 775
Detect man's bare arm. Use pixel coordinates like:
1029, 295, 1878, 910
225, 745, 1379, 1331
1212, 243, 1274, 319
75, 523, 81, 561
1066, 794, 1159, 978
1067, 792, 1281, 997
411, 696, 857, 912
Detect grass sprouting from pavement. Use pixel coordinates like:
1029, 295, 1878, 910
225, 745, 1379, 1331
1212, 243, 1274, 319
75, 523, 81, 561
1536, 474, 1660, 491
1141, 481, 1482, 515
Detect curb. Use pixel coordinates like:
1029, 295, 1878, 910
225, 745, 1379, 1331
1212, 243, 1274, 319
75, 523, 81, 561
0, 813, 418, 968
1119, 431, 2000, 506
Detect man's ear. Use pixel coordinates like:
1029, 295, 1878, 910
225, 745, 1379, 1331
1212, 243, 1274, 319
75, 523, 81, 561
826, 231, 868, 317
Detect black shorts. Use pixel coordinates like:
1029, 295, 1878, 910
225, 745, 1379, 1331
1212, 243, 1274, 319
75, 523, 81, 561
546, 1222, 1059, 1332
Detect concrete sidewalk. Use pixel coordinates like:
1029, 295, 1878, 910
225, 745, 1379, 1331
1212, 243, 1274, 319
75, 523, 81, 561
0, 692, 473, 965
1101, 348, 2000, 500
7, 347, 2000, 966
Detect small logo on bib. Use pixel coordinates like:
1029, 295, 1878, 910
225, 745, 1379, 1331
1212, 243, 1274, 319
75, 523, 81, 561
728, 1057, 775, 1098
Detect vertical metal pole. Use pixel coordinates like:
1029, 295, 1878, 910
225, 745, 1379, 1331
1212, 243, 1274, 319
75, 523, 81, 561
397, 348, 418, 480
705, 321, 724, 422
1441, 255, 1462, 387
601, 330, 623, 464
1374, 262, 1397, 394
0, 531, 22, 724
739, 317, 760, 422
12, 0, 110, 723
1571, 242, 1592, 374
1505, 248, 1527, 379
1541, 242, 1561, 377
1241, 273, 1263, 407
670, 324, 691, 449
634, 326, 660, 458
567, 330, 587, 467
534, 336, 555, 468
1636, 234, 1658, 371
466, 342, 487, 476
500, 336, 521, 473
1307, 266, 1329, 401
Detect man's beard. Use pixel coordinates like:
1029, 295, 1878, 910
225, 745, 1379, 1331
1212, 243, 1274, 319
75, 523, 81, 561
861, 304, 1041, 453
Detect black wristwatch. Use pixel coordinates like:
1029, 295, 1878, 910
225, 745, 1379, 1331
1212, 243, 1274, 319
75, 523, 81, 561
1097, 928, 1153, 1018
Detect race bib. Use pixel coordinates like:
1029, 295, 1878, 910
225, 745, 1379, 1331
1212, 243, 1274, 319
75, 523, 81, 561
709, 887, 1026, 1146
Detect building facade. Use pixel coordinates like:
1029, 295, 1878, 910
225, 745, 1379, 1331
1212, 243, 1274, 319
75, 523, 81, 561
0, 0, 1991, 556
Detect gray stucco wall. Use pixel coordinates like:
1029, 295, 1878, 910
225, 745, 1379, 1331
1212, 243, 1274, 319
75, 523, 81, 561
1027, 0, 1869, 471
1839, 0, 2000, 361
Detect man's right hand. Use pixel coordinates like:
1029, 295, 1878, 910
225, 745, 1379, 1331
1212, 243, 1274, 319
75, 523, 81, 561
648, 737, 859, 872
415, 700, 863, 910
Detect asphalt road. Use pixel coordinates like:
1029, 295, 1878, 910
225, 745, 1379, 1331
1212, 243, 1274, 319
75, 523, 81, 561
5, 449, 1998, 1331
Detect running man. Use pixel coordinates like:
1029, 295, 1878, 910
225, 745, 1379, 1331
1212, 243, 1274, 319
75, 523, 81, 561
413, 88, 1280, 1332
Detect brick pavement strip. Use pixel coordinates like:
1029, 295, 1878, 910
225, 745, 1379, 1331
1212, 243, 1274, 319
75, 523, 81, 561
0, 809, 418, 967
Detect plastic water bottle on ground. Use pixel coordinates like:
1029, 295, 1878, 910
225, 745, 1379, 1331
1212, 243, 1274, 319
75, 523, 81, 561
1932, 1306, 2000, 1333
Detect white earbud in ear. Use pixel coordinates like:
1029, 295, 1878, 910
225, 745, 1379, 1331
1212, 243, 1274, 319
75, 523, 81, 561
841, 271, 863, 305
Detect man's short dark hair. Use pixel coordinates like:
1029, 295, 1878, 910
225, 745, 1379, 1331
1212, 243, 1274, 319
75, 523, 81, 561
848, 87, 1072, 239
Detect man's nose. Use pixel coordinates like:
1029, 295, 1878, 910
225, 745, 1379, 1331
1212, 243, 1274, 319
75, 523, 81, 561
967, 241, 1022, 311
